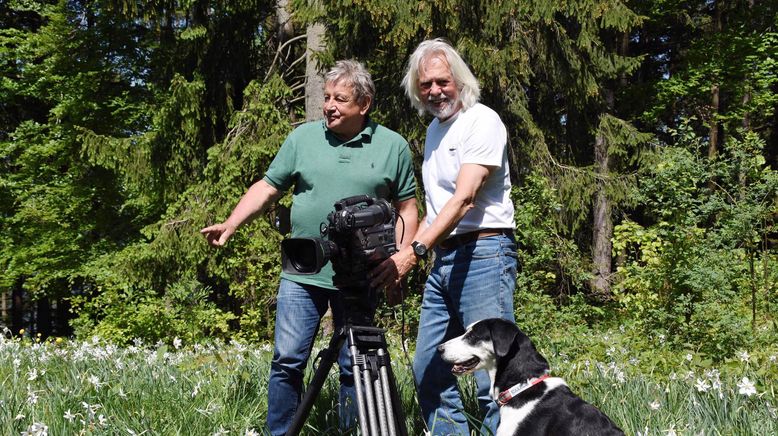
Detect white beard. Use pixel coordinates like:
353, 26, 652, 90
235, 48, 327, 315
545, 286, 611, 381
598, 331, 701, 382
425, 96, 460, 120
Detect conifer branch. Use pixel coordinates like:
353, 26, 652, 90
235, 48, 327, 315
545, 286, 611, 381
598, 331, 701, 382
264, 34, 307, 82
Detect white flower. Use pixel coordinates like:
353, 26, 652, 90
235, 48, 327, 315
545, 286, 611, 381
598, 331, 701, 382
191, 381, 203, 398
63, 410, 76, 422
769, 355, 776, 363
695, 378, 711, 392
685, 353, 693, 361
665, 426, 678, 436
669, 372, 677, 380
213, 427, 229, 436
27, 368, 39, 381
737, 377, 757, 396
244, 429, 260, 436
13, 358, 21, 368
88, 375, 105, 390
649, 400, 661, 410
21, 422, 48, 436
737, 351, 750, 362
173, 337, 182, 349
767, 403, 777, 419
98, 414, 108, 426
81, 401, 102, 419
27, 387, 39, 405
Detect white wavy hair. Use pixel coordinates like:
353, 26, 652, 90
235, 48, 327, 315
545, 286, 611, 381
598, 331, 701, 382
325, 59, 375, 106
402, 38, 481, 115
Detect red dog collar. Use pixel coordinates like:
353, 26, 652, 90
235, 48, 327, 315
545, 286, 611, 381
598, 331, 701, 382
496, 373, 551, 406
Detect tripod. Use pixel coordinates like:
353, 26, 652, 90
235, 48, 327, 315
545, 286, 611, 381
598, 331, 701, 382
285, 288, 408, 436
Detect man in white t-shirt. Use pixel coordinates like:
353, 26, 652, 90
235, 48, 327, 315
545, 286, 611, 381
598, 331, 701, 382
370, 38, 518, 435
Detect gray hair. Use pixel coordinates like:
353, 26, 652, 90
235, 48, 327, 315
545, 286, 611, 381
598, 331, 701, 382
402, 38, 481, 114
325, 60, 375, 106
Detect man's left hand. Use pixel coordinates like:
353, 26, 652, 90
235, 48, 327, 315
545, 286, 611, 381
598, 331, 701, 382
369, 247, 418, 304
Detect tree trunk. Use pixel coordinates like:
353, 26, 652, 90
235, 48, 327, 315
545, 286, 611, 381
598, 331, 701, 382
304, 23, 326, 121
275, 0, 294, 44
591, 117, 613, 298
11, 279, 25, 335
36, 297, 52, 338
708, 0, 723, 159
708, 83, 720, 159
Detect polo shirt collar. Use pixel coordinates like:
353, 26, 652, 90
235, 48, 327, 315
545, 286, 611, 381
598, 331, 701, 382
323, 118, 376, 146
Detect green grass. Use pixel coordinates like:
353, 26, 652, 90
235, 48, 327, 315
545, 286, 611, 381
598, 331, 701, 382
1, 330, 776, 435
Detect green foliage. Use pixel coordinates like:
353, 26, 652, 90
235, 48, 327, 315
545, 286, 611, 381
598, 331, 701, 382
612, 121, 777, 358
69, 279, 235, 345
512, 174, 592, 296
637, 1, 777, 140
1, 0, 775, 361
1, 0, 292, 341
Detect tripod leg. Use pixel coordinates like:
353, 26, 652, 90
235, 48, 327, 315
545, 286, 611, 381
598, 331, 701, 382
349, 343, 372, 435
285, 330, 345, 436
373, 368, 389, 436
359, 353, 381, 435
381, 350, 408, 436
377, 349, 397, 436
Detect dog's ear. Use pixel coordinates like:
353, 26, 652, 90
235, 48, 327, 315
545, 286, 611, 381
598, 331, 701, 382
491, 320, 519, 358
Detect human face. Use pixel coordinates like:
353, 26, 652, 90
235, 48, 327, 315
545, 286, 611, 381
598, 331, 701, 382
323, 81, 371, 141
418, 55, 462, 121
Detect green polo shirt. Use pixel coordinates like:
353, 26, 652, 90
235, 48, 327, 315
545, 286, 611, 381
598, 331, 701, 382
263, 119, 416, 290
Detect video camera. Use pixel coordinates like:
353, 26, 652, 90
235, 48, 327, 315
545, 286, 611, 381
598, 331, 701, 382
281, 195, 397, 290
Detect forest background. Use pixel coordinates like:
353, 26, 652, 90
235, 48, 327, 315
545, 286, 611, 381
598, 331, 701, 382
1, 0, 776, 365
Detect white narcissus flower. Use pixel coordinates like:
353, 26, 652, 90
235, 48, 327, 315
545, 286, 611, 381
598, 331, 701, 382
21, 422, 48, 436
737, 377, 757, 396
649, 400, 661, 410
695, 378, 710, 392
63, 410, 76, 422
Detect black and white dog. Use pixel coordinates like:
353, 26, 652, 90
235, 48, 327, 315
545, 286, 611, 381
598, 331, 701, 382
437, 318, 624, 436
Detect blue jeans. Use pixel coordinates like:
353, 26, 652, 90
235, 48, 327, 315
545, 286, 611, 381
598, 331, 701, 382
413, 234, 517, 436
266, 279, 357, 436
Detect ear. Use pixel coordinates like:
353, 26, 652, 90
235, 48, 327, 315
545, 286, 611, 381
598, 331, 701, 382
359, 95, 372, 115
491, 321, 519, 358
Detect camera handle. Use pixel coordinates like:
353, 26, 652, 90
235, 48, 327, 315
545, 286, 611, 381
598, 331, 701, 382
285, 322, 408, 436
334, 195, 375, 209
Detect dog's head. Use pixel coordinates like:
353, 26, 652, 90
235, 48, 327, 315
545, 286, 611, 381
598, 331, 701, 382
438, 318, 550, 384
437, 318, 523, 376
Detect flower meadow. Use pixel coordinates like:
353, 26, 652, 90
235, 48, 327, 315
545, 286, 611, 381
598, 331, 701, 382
1, 326, 776, 435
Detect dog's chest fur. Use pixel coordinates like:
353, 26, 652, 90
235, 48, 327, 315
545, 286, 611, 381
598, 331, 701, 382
495, 377, 567, 436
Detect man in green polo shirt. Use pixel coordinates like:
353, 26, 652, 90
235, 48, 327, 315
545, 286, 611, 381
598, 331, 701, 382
200, 60, 418, 435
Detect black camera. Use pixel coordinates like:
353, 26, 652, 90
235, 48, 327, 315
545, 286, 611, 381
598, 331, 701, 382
281, 195, 397, 290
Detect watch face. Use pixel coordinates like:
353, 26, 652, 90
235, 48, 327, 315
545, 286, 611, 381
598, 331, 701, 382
413, 242, 427, 257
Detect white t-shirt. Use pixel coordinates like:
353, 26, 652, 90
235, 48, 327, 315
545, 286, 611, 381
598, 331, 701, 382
422, 103, 515, 235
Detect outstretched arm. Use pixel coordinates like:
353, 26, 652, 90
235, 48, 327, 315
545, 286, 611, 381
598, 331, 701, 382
200, 179, 281, 246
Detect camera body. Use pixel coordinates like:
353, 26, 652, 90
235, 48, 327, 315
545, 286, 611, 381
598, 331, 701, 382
281, 195, 397, 290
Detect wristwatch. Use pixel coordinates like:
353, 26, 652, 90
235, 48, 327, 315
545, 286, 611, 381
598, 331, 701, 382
411, 241, 428, 260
